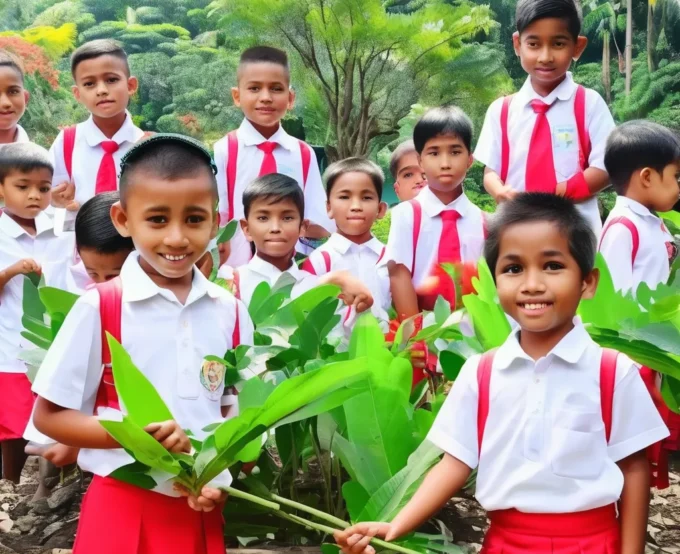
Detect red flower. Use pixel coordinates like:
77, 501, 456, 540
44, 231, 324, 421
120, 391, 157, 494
0, 37, 59, 89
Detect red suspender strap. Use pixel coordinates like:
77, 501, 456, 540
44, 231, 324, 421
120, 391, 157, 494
410, 199, 422, 275
600, 348, 619, 443
232, 300, 241, 348
599, 216, 640, 265
95, 277, 123, 411
376, 246, 386, 265
574, 85, 591, 171
300, 257, 316, 275
499, 95, 514, 183
226, 131, 239, 222
63, 125, 77, 181
299, 141, 311, 189
476, 349, 496, 454
321, 251, 331, 273
232, 269, 241, 300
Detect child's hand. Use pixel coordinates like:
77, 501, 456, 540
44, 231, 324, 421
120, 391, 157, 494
338, 275, 374, 313
9, 258, 41, 277
144, 421, 191, 454
43, 443, 79, 467
334, 522, 392, 554
494, 186, 518, 203
176, 484, 228, 512
51, 181, 76, 209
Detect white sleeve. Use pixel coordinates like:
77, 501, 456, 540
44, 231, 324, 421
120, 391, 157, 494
599, 223, 634, 294
426, 356, 481, 469
608, 356, 669, 462
301, 249, 327, 276
585, 91, 616, 172
32, 291, 103, 412
49, 131, 70, 187
473, 98, 504, 174
303, 147, 335, 232
384, 203, 415, 272
213, 136, 229, 224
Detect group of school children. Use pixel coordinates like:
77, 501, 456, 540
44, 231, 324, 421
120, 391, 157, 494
0, 0, 678, 553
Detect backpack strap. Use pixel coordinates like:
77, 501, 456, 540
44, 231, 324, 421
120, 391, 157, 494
300, 257, 316, 275
321, 251, 331, 273
226, 131, 239, 222
499, 95, 514, 183
232, 300, 241, 348
477, 349, 497, 454
600, 348, 619, 443
376, 246, 386, 265
95, 277, 123, 411
599, 216, 640, 265
574, 85, 591, 171
63, 125, 77, 181
409, 199, 422, 275
299, 141, 311, 189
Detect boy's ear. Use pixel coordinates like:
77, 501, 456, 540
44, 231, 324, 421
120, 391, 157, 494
127, 76, 139, 96
573, 36, 588, 61
71, 85, 81, 103
23, 90, 30, 106
377, 201, 388, 219
640, 167, 655, 189
467, 154, 474, 169
231, 87, 241, 108
581, 268, 599, 300
300, 218, 310, 236
110, 201, 131, 238
239, 218, 251, 242
326, 200, 333, 217
287, 88, 296, 110
512, 32, 521, 56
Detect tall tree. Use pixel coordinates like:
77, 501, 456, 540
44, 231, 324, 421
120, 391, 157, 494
583, 1, 624, 103
625, 0, 632, 94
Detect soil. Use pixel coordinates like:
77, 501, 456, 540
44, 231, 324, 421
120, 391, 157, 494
0, 456, 678, 554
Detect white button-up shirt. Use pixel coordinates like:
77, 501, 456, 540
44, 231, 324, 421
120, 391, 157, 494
0, 212, 75, 373
213, 119, 335, 267
32, 252, 254, 494
428, 322, 668, 513
599, 196, 676, 295
385, 187, 486, 289
474, 73, 615, 234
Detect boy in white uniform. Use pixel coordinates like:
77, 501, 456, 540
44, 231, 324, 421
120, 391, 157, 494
0, 50, 30, 147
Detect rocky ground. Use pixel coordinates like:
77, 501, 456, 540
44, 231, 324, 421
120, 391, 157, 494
0, 457, 678, 554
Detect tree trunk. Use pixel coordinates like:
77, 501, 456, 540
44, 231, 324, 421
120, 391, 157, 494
603, 33, 612, 103
647, 1, 657, 72
625, 0, 633, 95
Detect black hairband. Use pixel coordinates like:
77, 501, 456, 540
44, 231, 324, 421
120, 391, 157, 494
119, 133, 218, 175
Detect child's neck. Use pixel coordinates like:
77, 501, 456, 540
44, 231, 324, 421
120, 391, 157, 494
248, 119, 280, 140
0, 126, 18, 144
337, 229, 373, 245
256, 250, 295, 273
4, 210, 37, 236
428, 183, 463, 206
530, 74, 567, 98
518, 319, 575, 361
138, 257, 193, 305
93, 111, 127, 140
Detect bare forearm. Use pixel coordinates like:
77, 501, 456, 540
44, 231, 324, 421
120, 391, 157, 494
483, 167, 504, 197
0, 265, 19, 293
304, 224, 331, 240
584, 167, 610, 196
618, 451, 650, 554
389, 263, 419, 319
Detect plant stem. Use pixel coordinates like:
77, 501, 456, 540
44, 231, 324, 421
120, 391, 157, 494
271, 493, 349, 529
224, 487, 281, 510
310, 423, 333, 515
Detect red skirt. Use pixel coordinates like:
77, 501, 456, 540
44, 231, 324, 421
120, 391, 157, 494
0, 372, 34, 441
73, 476, 225, 554
481, 505, 619, 554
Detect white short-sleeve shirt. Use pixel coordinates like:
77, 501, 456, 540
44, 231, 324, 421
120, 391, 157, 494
32, 252, 254, 494
427, 322, 668, 513
474, 73, 615, 234
599, 197, 676, 295
0, 212, 75, 373
213, 119, 335, 267
385, 188, 486, 289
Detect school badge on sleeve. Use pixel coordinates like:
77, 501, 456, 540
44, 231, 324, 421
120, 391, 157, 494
200, 360, 226, 401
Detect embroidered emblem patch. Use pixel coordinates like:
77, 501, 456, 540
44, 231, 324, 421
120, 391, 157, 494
200, 360, 226, 401
553, 125, 577, 152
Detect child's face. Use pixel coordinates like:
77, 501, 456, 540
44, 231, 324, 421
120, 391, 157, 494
495, 220, 598, 344
0, 66, 28, 133
241, 197, 306, 261
0, 168, 52, 219
644, 162, 680, 212
72, 55, 138, 119
513, 19, 587, 94
79, 247, 132, 284
394, 151, 427, 202
232, 62, 294, 133
111, 170, 218, 281
327, 172, 386, 238
418, 134, 472, 192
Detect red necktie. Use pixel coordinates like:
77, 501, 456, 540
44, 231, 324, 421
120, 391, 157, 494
525, 100, 557, 194
257, 142, 278, 176
95, 140, 119, 194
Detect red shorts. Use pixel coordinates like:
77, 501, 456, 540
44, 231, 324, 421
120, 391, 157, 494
482, 505, 619, 554
0, 372, 34, 441
73, 476, 225, 554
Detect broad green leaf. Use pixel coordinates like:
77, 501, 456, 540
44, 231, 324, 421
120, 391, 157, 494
248, 281, 272, 322
109, 461, 157, 490
19, 349, 45, 383
275, 421, 307, 467
267, 285, 341, 331
239, 377, 276, 410
321, 545, 342, 554
217, 219, 238, 245
433, 296, 451, 325
21, 314, 52, 341
39, 286, 79, 317
349, 314, 386, 359
292, 298, 340, 359
342, 480, 370, 522
21, 330, 52, 351
22, 276, 45, 321
439, 350, 465, 382
661, 375, 680, 414
275, 383, 369, 427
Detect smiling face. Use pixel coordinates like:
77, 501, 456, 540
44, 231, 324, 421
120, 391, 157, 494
0, 168, 52, 219
394, 151, 427, 201
418, 133, 472, 203
513, 18, 587, 96
72, 55, 138, 120
495, 220, 598, 350
327, 171, 386, 242
0, 66, 28, 136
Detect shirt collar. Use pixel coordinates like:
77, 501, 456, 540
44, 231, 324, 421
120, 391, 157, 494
247, 253, 304, 282
326, 232, 384, 256
0, 210, 54, 238
14, 125, 29, 143
615, 196, 660, 221
495, 318, 592, 370
82, 111, 138, 147
121, 252, 221, 304
417, 186, 472, 218
515, 72, 577, 108
238, 118, 298, 152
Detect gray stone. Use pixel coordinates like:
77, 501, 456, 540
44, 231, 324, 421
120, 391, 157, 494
28, 498, 50, 515
0, 541, 18, 554
41, 521, 64, 541
15, 514, 38, 533
9, 499, 29, 519
46, 482, 78, 511
0, 519, 12, 534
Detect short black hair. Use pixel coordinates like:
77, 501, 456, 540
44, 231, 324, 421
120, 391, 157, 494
484, 193, 596, 279
119, 134, 217, 206
389, 140, 418, 180
516, 0, 582, 40
0, 49, 24, 83
71, 39, 130, 78
0, 143, 52, 183
243, 173, 304, 220
323, 157, 384, 200
413, 106, 473, 154
237, 46, 290, 82
605, 120, 680, 195
75, 192, 134, 255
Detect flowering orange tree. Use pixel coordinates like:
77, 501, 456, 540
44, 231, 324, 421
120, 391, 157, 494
0, 36, 59, 89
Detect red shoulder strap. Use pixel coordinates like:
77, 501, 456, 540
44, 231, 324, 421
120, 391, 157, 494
599, 216, 640, 265
299, 141, 311, 189
477, 349, 496, 454
232, 300, 240, 348
321, 251, 331, 273
226, 131, 239, 221
376, 246, 386, 265
95, 277, 123, 411
410, 199, 422, 275
63, 126, 77, 181
574, 86, 591, 171
600, 348, 619, 443
499, 95, 514, 183
301, 257, 316, 275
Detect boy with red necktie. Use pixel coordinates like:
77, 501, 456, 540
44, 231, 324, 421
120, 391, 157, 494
474, 0, 615, 235
213, 46, 333, 268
